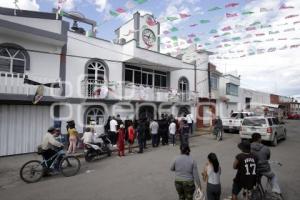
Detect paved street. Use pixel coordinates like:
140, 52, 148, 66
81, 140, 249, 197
0, 120, 299, 200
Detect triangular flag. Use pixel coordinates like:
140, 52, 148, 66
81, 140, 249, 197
208, 7, 222, 11
179, 13, 191, 18
116, 8, 126, 13
225, 3, 239, 8
170, 27, 178, 32
199, 20, 210, 24
226, 13, 238, 18
167, 16, 178, 21
109, 10, 119, 17
280, 4, 294, 9
134, 0, 147, 4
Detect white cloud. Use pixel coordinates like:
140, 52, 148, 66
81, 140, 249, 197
93, 0, 107, 12
0, 0, 39, 11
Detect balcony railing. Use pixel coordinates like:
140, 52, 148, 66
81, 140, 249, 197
81, 80, 198, 103
0, 72, 61, 97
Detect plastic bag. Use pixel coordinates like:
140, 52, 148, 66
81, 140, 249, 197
194, 187, 206, 200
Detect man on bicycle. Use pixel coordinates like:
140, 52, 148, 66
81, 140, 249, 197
251, 133, 282, 196
213, 116, 223, 140
41, 127, 64, 168
232, 140, 258, 200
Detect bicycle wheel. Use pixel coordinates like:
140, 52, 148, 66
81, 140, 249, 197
59, 156, 81, 177
251, 185, 264, 200
20, 160, 44, 183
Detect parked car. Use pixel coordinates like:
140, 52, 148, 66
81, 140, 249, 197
287, 112, 300, 119
240, 116, 287, 146
222, 112, 254, 133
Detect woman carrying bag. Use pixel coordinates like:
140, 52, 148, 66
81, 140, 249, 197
171, 144, 202, 200
202, 153, 221, 200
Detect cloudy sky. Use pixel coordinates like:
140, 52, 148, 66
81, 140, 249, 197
0, 0, 299, 99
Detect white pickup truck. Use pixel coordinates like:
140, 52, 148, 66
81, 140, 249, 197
222, 112, 254, 133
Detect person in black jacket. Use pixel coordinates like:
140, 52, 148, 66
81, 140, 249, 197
137, 119, 146, 153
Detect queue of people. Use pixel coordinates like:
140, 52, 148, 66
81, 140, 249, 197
170, 133, 282, 200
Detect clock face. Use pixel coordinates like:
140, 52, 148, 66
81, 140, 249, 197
142, 29, 156, 47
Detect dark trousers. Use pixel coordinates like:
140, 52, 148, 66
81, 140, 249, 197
138, 137, 144, 153
207, 183, 221, 200
169, 134, 175, 145
162, 131, 168, 145
143, 135, 147, 148
175, 180, 195, 200
42, 149, 58, 168
151, 134, 158, 147
109, 131, 117, 145
180, 134, 189, 146
188, 123, 193, 134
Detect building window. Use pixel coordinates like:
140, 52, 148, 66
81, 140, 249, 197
86, 59, 108, 83
0, 45, 29, 74
178, 77, 189, 92
124, 65, 167, 88
210, 75, 219, 90
226, 83, 239, 96
85, 106, 105, 126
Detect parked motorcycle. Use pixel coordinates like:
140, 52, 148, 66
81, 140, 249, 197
84, 133, 112, 162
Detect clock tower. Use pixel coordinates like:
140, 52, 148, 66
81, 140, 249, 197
115, 12, 160, 52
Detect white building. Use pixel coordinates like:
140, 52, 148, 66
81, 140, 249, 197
0, 8, 211, 156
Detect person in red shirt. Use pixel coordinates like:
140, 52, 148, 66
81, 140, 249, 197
117, 124, 125, 157
128, 122, 135, 153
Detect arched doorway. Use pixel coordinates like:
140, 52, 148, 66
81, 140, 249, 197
138, 105, 155, 120
178, 77, 189, 101
84, 106, 105, 126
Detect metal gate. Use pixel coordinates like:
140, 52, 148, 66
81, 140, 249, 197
0, 105, 53, 156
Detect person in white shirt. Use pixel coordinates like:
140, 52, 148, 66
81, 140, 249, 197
169, 120, 177, 146
149, 119, 159, 147
186, 114, 193, 135
109, 117, 118, 145
81, 127, 94, 144
202, 153, 221, 200
41, 127, 64, 166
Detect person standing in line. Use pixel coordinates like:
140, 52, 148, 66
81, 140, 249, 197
149, 119, 159, 147
137, 119, 146, 153
186, 113, 193, 135
117, 124, 125, 157
104, 116, 111, 135
171, 144, 201, 200
181, 119, 190, 146
161, 115, 169, 145
127, 122, 135, 153
158, 115, 164, 147
202, 153, 222, 200
169, 120, 177, 146
109, 117, 118, 146
67, 121, 78, 154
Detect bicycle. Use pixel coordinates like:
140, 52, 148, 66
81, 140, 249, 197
213, 127, 223, 141
20, 147, 81, 183
240, 161, 284, 200
256, 161, 284, 200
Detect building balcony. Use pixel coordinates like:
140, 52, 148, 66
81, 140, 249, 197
81, 80, 197, 103
0, 72, 61, 97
